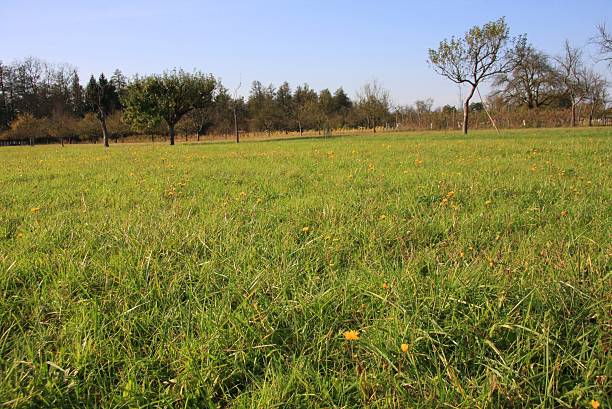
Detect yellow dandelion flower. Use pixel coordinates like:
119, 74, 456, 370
591, 400, 600, 409
31, 207, 40, 213
343, 330, 360, 341
560, 210, 568, 217
302, 226, 310, 233
379, 214, 386, 220
446, 191, 455, 198
16, 232, 24, 239
401, 343, 409, 354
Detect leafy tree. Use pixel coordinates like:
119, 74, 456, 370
428, 17, 525, 134
85, 73, 119, 148
332, 87, 352, 128
69, 70, 86, 117
110, 69, 128, 106
123, 70, 216, 145
293, 84, 318, 136
275, 82, 294, 133
247, 81, 278, 135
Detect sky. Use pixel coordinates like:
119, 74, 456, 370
1, 0, 610, 107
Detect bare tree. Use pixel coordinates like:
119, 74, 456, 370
554, 41, 589, 127
356, 80, 390, 133
492, 45, 558, 109
593, 23, 612, 69
428, 17, 525, 134
584, 69, 608, 126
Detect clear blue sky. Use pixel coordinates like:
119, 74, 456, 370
2, 0, 610, 107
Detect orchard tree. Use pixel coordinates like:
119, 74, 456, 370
428, 17, 525, 134
593, 24, 612, 69
554, 41, 589, 127
356, 80, 390, 133
123, 69, 216, 145
492, 45, 557, 109
85, 73, 119, 148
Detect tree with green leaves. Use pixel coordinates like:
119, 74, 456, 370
85, 73, 119, 148
122, 69, 216, 145
428, 17, 525, 134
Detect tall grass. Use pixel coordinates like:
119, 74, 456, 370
0, 128, 610, 407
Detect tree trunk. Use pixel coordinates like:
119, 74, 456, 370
571, 104, 576, 127
588, 103, 595, 127
197, 131, 200, 142
298, 121, 303, 136
169, 124, 175, 145
233, 106, 239, 143
462, 85, 477, 135
100, 117, 110, 148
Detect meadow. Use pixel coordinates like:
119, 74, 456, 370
0, 128, 610, 408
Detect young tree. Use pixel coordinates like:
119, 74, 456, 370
554, 41, 589, 127
428, 17, 525, 134
123, 70, 216, 145
85, 73, 119, 148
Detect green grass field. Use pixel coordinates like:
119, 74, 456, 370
0, 128, 610, 408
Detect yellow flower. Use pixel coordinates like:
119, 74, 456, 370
415, 159, 423, 166
591, 400, 600, 409
401, 343, 409, 354
560, 210, 568, 217
382, 282, 389, 290
31, 207, 40, 213
343, 330, 360, 341
446, 191, 455, 198
379, 214, 386, 220
302, 226, 310, 233
16, 232, 24, 239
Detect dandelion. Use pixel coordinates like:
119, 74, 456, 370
302, 226, 310, 233
16, 232, 24, 239
401, 343, 409, 354
591, 400, 600, 409
415, 158, 423, 167
239, 191, 247, 197
382, 282, 389, 290
379, 214, 386, 220
560, 210, 568, 217
446, 191, 455, 198
343, 330, 360, 341
31, 207, 40, 213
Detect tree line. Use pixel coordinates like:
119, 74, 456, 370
0, 19, 610, 145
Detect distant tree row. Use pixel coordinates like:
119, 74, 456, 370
0, 20, 610, 144
428, 17, 610, 133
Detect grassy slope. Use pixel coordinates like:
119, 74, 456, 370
0, 128, 610, 408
